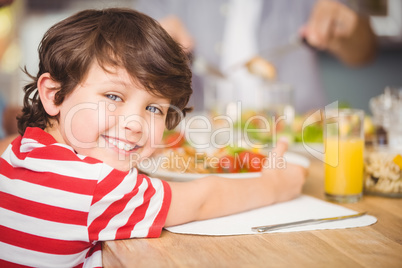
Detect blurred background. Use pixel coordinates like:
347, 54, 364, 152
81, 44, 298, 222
0, 0, 401, 137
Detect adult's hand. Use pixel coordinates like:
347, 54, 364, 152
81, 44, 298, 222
301, 0, 377, 66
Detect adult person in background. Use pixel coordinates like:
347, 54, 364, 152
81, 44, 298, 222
0, 0, 19, 154
135, 0, 377, 113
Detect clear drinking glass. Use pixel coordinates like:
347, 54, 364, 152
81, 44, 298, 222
261, 83, 295, 142
324, 109, 365, 203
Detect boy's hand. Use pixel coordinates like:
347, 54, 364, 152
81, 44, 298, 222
261, 139, 307, 203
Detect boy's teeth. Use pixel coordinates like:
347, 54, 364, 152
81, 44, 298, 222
117, 142, 125, 150
110, 138, 135, 151
124, 144, 132, 151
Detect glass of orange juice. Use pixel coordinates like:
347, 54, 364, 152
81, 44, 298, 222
324, 109, 365, 203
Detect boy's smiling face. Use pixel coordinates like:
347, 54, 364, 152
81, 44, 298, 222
43, 62, 170, 171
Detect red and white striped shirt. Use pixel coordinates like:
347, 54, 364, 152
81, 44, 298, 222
0, 127, 171, 267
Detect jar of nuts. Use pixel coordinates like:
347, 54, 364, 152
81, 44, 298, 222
364, 146, 402, 197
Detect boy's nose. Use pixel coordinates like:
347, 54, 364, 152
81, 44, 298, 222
120, 114, 149, 145
120, 114, 146, 134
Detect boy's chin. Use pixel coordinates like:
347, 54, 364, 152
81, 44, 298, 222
101, 150, 152, 172
99, 157, 135, 172
108, 161, 134, 172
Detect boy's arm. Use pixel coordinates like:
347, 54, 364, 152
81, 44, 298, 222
164, 140, 307, 227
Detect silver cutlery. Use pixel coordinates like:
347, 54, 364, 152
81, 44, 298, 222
251, 211, 367, 233
191, 35, 313, 79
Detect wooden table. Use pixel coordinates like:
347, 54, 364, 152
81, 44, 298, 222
103, 157, 402, 267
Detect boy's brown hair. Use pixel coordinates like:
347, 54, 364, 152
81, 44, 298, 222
18, 8, 193, 134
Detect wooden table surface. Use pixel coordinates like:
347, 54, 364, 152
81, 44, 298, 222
103, 157, 402, 268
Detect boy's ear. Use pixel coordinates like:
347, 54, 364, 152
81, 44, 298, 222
37, 73, 61, 116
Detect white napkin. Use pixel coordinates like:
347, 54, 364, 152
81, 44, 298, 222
165, 195, 377, 236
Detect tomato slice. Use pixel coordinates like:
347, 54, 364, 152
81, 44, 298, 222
163, 132, 185, 148
238, 151, 265, 172
218, 155, 240, 173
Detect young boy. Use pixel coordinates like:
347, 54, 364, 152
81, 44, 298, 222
0, 8, 306, 268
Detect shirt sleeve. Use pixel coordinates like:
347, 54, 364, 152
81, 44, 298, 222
87, 166, 171, 241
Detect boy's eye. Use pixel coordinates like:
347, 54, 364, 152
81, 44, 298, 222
106, 94, 122, 102
146, 105, 162, 114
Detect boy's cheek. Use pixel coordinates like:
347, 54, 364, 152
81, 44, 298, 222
61, 105, 103, 144
69, 126, 101, 148
146, 120, 165, 146
61, 124, 98, 150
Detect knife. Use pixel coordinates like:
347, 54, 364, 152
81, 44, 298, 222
251, 212, 367, 233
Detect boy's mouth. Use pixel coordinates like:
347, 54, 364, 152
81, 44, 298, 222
102, 135, 141, 152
